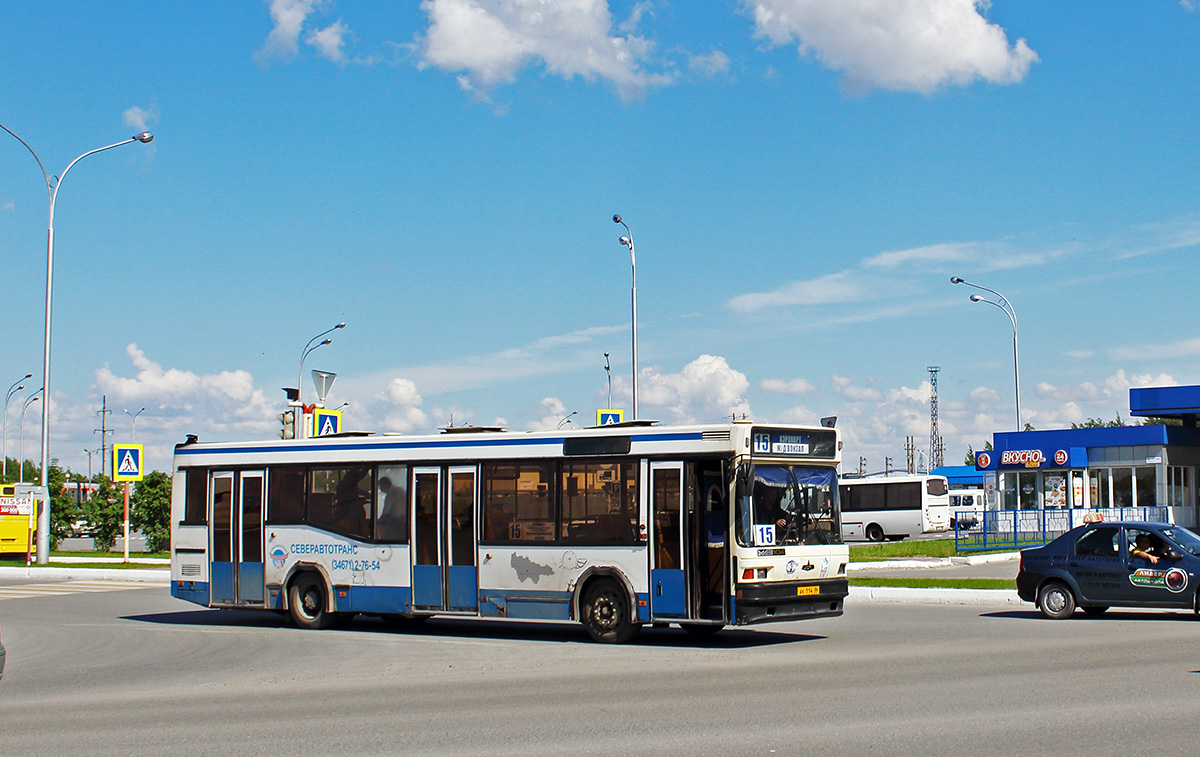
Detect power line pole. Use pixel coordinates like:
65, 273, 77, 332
95, 395, 112, 478
928, 366, 942, 469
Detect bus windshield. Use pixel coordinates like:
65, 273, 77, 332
736, 465, 841, 547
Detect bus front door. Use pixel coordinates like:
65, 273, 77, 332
210, 470, 265, 605
412, 466, 479, 613
650, 462, 687, 619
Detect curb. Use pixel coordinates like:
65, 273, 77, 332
849, 585, 1022, 605
0, 566, 169, 582
848, 552, 1019, 571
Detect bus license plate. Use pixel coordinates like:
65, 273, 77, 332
797, 586, 819, 596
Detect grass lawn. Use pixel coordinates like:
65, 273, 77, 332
849, 538, 1017, 560
849, 577, 1016, 590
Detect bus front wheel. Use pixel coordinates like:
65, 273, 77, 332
581, 579, 640, 644
865, 524, 885, 542
288, 572, 338, 630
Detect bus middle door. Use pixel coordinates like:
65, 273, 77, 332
210, 470, 265, 605
412, 466, 479, 613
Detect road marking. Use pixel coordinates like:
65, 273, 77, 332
0, 580, 167, 601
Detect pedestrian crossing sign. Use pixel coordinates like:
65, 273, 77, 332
312, 408, 342, 437
113, 444, 144, 482
596, 409, 624, 426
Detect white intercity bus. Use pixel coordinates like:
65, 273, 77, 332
170, 421, 848, 643
839, 473, 951, 542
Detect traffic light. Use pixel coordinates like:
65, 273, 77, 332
276, 410, 295, 439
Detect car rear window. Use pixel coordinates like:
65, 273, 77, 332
1075, 526, 1119, 557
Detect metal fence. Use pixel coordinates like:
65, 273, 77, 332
953, 507, 1170, 552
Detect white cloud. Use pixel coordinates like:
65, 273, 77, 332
122, 105, 158, 133
417, 0, 673, 100
1064, 350, 1094, 360
1110, 337, 1200, 362
688, 49, 731, 77
95, 344, 262, 406
1, 199, 13, 213
638, 355, 751, 423
524, 397, 574, 431
256, 0, 320, 63
376, 377, 429, 433
307, 19, 350, 63
1035, 370, 1177, 405
728, 272, 864, 312
831, 374, 882, 403
760, 377, 817, 395
862, 241, 982, 269
1182, 0, 1198, 12
969, 386, 999, 404
745, 0, 1038, 94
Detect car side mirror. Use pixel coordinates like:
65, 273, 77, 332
1164, 549, 1182, 561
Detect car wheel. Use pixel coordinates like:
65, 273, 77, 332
865, 524, 885, 542
288, 572, 339, 630
1081, 606, 1108, 617
581, 579, 640, 644
1038, 581, 1076, 620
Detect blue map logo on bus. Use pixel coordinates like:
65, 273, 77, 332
269, 544, 289, 569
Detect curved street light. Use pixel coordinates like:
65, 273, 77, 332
298, 322, 345, 408
124, 407, 146, 442
19, 391, 42, 485
1, 122, 153, 563
951, 277, 1021, 430
612, 214, 638, 420
4, 373, 32, 480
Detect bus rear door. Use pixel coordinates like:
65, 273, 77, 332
210, 470, 265, 605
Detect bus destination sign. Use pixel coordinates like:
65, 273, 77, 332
752, 428, 838, 459
753, 432, 809, 455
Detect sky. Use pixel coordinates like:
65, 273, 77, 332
1, 1, 1198, 477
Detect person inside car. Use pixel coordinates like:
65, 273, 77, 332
1130, 532, 1165, 564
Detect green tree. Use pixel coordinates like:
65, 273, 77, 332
84, 476, 125, 552
131, 471, 171, 552
1071, 413, 1126, 429
963, 441, 993, 466
47, 463, 84, 549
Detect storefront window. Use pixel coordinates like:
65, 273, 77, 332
1134, 466, 1156, 508
1168, 467, 1191, 510
1112, 467, 1134, 508
1001, 473, 1018, 511
1019, 472, 1038, 510
1043, 473, 1067, 508
1070, 471, 1085, 508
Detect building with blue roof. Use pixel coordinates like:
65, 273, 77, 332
973, 385, 1200, 527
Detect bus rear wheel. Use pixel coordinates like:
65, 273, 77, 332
581, 579, 640, 644
288, 572, 338, 630
865, 524, 885, 542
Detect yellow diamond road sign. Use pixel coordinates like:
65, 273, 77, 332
113, 444, 144, 482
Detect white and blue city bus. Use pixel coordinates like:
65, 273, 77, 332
170, 421, 848, 643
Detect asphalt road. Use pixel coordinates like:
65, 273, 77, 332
1, 580, 1198, 755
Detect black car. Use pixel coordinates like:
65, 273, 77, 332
1017, 521, 1200, 619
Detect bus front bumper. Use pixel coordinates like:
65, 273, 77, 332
734, 578, 848, 625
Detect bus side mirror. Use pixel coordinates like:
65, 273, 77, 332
735, 462, 754, 493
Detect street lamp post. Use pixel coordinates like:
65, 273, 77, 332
1, 122, 153, 564
19, 392, 41, 485
298, 323, 345, 407
124, 407, 145, 442
951, 277, 1021, 430
4, 373, 31, 480
294, 323, 345, 439
612, 214, 638, 420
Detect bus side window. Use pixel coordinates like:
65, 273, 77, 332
183, 469, 208, 525
375, 465, 409, 543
